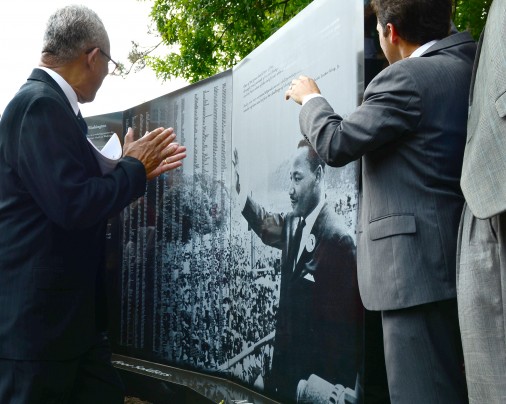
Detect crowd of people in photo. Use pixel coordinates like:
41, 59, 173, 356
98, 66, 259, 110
119, 173, 358, 393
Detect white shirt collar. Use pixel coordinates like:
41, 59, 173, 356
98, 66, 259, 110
410, 40, 438, 58
303, 198, 324, 233
37, 66, 80, 115
297, 197, 325, 262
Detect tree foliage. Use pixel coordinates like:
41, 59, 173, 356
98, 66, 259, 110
130, 0, 492, 84
134, 0, 311, 83
454, 0, 493, 39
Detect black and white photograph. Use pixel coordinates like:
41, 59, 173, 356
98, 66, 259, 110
86, 1, 365, 402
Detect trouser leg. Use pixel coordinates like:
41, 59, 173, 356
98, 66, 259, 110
457, 204, 506, 403
382, 300, 468, 404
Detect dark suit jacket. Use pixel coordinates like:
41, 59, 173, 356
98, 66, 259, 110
0, 69, 146, 360
242, 198, 362, 402
300, 32, 476, 310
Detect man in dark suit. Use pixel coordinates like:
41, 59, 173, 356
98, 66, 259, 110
237, 140, 362, 403
285, 0, 475, 402
0, 5, 186, 403
458, 0, 506, 401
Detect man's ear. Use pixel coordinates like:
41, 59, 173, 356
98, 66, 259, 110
86, 47, 100, 70
315, 165, 323, 183
387, 22, 400, 44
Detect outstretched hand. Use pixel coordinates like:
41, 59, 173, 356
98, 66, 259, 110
284, 75, 321, 104
123, 127, 187, 180
232, 148, 240, 194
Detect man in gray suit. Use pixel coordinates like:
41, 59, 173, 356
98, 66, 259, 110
285, 0, 476, 402
458, 0, 506, 402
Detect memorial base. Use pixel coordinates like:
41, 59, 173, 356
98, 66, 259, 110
113, 354, 279, 404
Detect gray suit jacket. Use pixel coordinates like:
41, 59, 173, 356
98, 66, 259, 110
461, 0, 506, 219
300, 32, 476, 310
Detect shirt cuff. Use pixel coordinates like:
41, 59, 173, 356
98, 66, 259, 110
302, 93, 323, 105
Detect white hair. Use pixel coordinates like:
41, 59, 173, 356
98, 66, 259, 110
42, 5, 109, 63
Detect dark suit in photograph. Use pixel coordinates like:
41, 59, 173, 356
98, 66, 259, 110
458, 0, 506, 401
299, 31, 476, 402
242, 197, 362, 403
0, 69, 146, 401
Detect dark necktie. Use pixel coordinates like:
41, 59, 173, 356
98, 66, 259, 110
77, 110, 88, 134
289, 217, 305, 272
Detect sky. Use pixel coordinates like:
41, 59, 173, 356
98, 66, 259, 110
0, 0, 187, 118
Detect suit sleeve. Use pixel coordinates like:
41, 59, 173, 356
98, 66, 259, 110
241, 196, 285, 250
16, 97, 146, 230
299, 62, 423, 167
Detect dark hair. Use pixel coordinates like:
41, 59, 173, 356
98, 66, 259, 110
372, 0, 452, 44
297, 139, 325, 173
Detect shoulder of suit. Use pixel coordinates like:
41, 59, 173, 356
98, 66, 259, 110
10, 82, 74, 125
315, 204, 351, 239
365, 58, 418, 94
421, 31, 476, 57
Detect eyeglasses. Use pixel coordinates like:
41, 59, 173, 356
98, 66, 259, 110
85, 47, 118, 75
